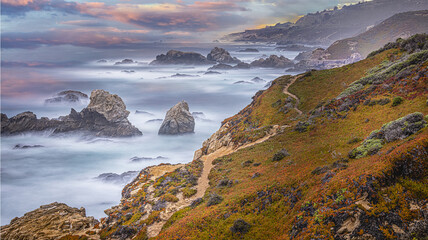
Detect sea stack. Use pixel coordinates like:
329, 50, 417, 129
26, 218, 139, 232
158, 101, 195, 135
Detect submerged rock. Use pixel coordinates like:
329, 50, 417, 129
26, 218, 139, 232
159, 101, 195, 135
115, 59, 135, 65
0, 202, 98, 240
13, 144, 44, 149
238, 48, 259, 52
208, 63, 234, 70
45, 90, 88, 104
251, 55, 295, 68
150, 50, 214, 65
1, 90, 142, 137
95, 171, 139, 185
130, 156, 168, 162
207, 47, 241, 64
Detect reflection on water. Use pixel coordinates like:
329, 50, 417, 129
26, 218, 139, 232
1, 43, 304, 225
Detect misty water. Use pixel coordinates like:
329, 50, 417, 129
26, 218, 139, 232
1, 43, 305, 225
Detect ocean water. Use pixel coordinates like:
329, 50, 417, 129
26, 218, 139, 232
1, 43, 304, 225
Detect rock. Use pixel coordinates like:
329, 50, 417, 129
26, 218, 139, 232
158, 101, 195, 135
233, 81, 253, 84
207, 47, 241, 64
238, 48, 259, 52
204, 71, 221, 75
130, 156, 167, 162
251, 172, 261, 178
233, 62, 251, 69
207, 193, 223, 206
121, 70, 135, 73
150, 50, 214, 65
95, 171, 139, 185
13, 144, 43, 149
192, 112, 205, 119
115, 59, 135, 65
208, 63, 233, 70
86, 89, 130, 123
190, 198, 203, 208
2, 90, 142, 137
0, 202, 98, 240
230, 219, 251, 234
45, 90, 88, 104
275, 44, 315, 51
1, 112, 61, 135
146, 119, 163, 123
272, 149, 290, 161
250, 77, 265, 83
251, 55, 294, 68
135, 110, 154, 116
97, 59, 108, 63
170, 73, 199, 78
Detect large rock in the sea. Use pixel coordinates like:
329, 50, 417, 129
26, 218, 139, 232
1, 112, 60, 134
1, 90, 142, 137
45, 90, 88, 104
150, 50, 214, 65
250, 55, 295, 68
159, 101, 195, 135
207, 47, 240, 64
0, 202, 98, 240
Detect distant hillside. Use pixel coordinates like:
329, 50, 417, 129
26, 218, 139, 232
224, 0, 428, 45
326, 10, 428, 59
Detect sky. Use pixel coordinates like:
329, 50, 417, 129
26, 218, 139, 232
1, 0, 362, 49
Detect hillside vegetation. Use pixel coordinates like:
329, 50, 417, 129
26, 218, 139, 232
90, 35, 428, 240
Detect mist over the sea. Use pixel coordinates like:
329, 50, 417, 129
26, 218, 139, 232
1, 43, 304, 225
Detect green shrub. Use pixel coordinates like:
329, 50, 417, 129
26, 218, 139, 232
348, 139, 383, 159
162, 194, 179, 202
182, 187, 197, 198
392, 97, 404, 107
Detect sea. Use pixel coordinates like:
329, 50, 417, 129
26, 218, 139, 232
1, 42, 306, 225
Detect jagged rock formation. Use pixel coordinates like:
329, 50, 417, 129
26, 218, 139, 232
1, 90, 142, 137
114, 59, 135, 65
95, 171, 139, 185
224, 0, 428, 45
45, 90, 88, 104
150, 50, 214, 65
207, 47, 240, 64
251, 55, 294, 68
158, 101, 195, 135
0, 202, 99, 240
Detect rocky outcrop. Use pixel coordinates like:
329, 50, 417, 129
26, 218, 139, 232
251, 55, 294, 68
114, 59, 135, 65
1, 90, 142, 137
237, 48, 259, 52
95, 171, 139, 185
158, 101, 195, 135
207, 47, 240, 64
45, 90, 88, 104
0, 202, 98, 240
150, 50, 214, 65
208, 63, 234, 70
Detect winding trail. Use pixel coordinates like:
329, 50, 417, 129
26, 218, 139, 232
283, 76, 303, 115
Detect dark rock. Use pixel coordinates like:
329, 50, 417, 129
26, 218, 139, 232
121, 70, 135, 73
207, 47, 240, 64
241, 160, 253, 167
233, 81, 253, 84
204, 71, 221, 75
158, 101, 195, 135
45, 90, 88, 104
95, 171, 139, 185
114, 59, 135, 65
321, 170, 336, 183
253, 162, 261, 167
230, 219, 251, 234
207, 193, 223, 206
97, 59, 107, 63
152, 200, 167, 211
237, 48, 259, 52
250, 77, 265, 83
170, 73, 199, 78
251, 55, 294, 68
135, 110, 154, 116
145, 119, 163, 123
150, 50, 214, 65
2, 90, 142, 137
190, 198, 203, 208
272, 149, 290, 161
233, 62, 251, 69
13, 144, 44, 149
311, 166, 330, 175
208, 63, 233, 70
295, 121, 311, 133
217, 178, 233, 187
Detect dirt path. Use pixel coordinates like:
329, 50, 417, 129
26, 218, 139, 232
283, 76, 303, 115
147, 133, 277, 238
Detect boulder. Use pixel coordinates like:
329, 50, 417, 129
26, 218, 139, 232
158, 101, 195, 135
45, 90, 88, 104
208, 63, 234, 70
95, 171, 139, 185
150, 50, 214, 65
238, 48, 259, 52
251, 55, 295, 68
115, 59, 135, 65
207, 47, 241, 64
0, 202, 98, 240
1, 90, 142, 137
233, 62, 251, 69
